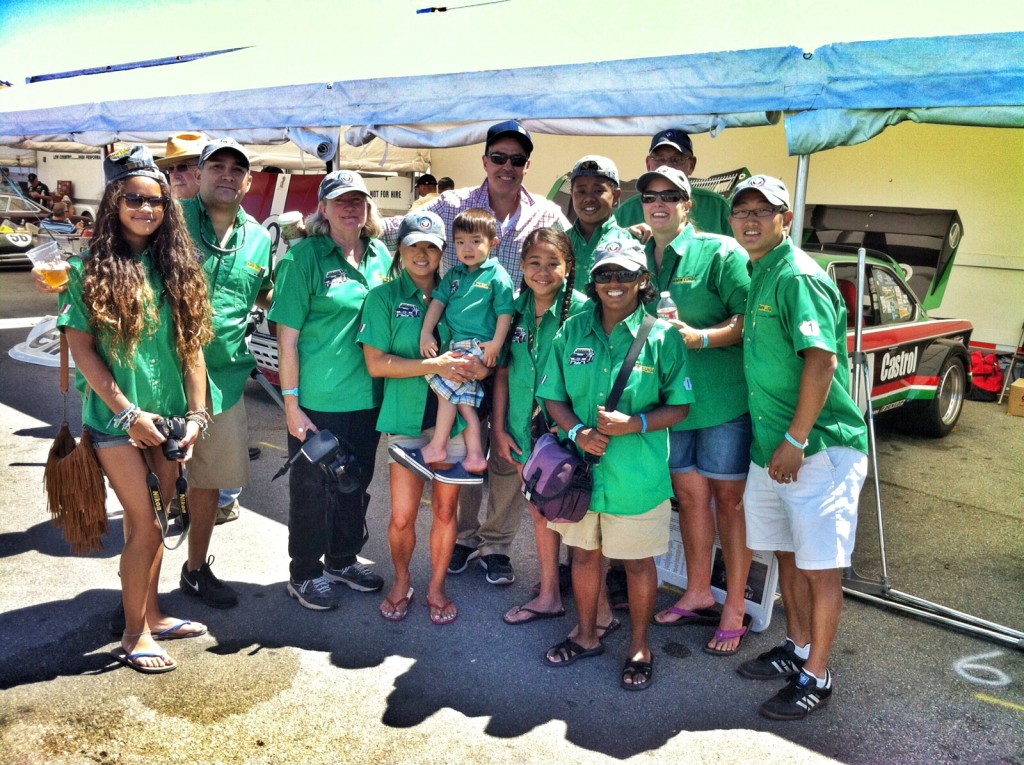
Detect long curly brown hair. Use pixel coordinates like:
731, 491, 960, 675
82, 176, 212, 367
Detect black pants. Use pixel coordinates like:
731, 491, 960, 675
287, 407, 380, 582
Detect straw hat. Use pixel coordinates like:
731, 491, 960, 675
155, 132, 209, 169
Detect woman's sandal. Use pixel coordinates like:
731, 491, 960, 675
621, 656, 654, 691
380, 588, 414, 622
544, 638, 605, 667
426, 597, 457, 625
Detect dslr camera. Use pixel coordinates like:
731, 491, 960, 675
155, 416, 188, 461
295, 429, 363, 494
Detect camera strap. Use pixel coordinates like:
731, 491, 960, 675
146, 464, 191, 550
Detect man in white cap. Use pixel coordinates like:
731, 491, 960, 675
156, 132, 208, 201
729, 175, 868, 720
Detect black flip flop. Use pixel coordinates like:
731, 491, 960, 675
504, 605, 566, 625
621, 656, 654, 691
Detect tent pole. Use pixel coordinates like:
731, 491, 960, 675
791, 154, 810, 238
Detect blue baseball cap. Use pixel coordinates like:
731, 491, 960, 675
397, 210, 446, 249
485, 120, 533, 154
198, 137, 250, 169
649, 129, 694, 155
103, 145, 163, 184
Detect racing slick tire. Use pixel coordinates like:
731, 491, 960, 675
909, 355, 966, 438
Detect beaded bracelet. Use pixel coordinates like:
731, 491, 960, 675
186, 407, 212, 435
110, 404, 141, 431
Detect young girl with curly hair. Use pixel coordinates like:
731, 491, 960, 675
58, 146, 213, 673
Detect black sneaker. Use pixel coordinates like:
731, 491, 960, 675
287, 576, 342, 611
479, 553, 515, 585
447, 544, 480, 574
759, 670, 832, 720
323, 562, 384, 593
737, 639, 806, 680
180, 555, 239, 608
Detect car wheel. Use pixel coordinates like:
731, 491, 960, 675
914, 355, 966, 438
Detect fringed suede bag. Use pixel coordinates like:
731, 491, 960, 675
43, 333, 107, 553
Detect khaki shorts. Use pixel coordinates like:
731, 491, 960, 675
188, 397, 250, 489
550, 500, 671, 560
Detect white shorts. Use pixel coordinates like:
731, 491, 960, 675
743, 446, 867, 570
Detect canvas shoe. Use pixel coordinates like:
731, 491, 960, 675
759, 670, 833, 720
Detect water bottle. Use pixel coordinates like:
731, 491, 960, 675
657, 291, 678, 321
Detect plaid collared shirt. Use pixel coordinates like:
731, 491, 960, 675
382, 180, 570, 285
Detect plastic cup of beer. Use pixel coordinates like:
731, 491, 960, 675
27, 241, 69, 288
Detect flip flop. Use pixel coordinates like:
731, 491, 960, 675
652, 605, 721, 626
427, 597, 458, 625
388, 445, 435, 481
153, 620, 208, 641
544, 638, 605, 667
597, 618, 622, 639
503, 605, 566, 625
621, 656, 654, 691
703, 614, 753, 656
111, 646, 177, 674
380, 588, 414, 622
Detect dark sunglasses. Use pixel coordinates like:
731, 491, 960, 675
122, 193, 168, 210
486, 152, 529, 168
640, 190, 686, 204
166, 162, 197, 174
592, 269, 641, 284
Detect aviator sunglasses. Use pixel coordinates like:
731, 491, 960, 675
592, 269, 641, 284
122, 193, 168, 210
486, 152, 529, 168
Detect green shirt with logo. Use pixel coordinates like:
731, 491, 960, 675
614, 187, 733, 236
269, 235, 392, 412
538, 303, 694, 515
504, 287, 589, 465
744, 238, 868, 466
58, 253, 190, 434
358, 269, 462, 437
434, 258, 515, 343
180, 195, 272, 414
568, 217, 634, 276
645, 224, 750, 430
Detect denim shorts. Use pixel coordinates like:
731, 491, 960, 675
668, 413, 752, 480
84, 424, 134, 450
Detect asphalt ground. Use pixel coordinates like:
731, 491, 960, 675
1, 269, 1022, 765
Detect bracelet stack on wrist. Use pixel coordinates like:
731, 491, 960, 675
784, 431, 807, 450
110, 404, 141, 431
186, 407, 212, 435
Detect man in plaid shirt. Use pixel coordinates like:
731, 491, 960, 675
381, 120, 569, 285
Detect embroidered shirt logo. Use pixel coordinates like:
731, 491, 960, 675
758, 304, 773, 313
324, 269, 348, 287
395, 303, 421, 318
511, 326, 527, 344
569, 348, 595, 365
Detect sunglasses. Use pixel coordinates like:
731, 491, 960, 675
592, 269, 641, 284
165, 162, 197, 174
122, 193, 168, 210
486, 152, 529, 168
640, 190, 686, 204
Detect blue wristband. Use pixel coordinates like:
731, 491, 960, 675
784, 431, 807, 450
281, 387, 299, 397
568, 424, 584, 443
701, 331, 710, 349
638, 413, 648, 433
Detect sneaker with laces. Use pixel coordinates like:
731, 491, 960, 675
479, 553, 515, 585
737, 639, 806, 680
287, 576, 342, 611
447, 544, 480, 574
759, 670, 832, 720
323, 562, 384, 592
180, 555, 239, 609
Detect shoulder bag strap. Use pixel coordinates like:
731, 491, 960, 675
605, 313, 656, 412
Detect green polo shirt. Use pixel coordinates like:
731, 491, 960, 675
744, 238, 868, 466
614, 187, 733, 236
181, 195, 272, 414
57, 254, 189, 435
434, 258, 515, 343
504, 287, 589, 464
268, 235, 392, 412
538, 303, 694, 515
568, 217, 634, 276
357, 270, 463, 437
644, 224, 750, 430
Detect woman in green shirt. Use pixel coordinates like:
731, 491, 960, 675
58, 146, 213, 673
360, 210, 488, 625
